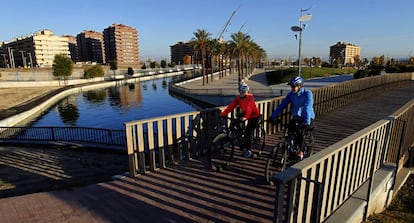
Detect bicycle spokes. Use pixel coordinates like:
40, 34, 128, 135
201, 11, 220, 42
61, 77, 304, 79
209, 134, 234, 172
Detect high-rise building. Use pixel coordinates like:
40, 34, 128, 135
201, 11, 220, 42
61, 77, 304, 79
2, 29, 70, 68
77, 30, 105, 64
329, 41, 360, 65
103, 24, 139, 68
64, 35, 79, 62
170, 41, 195, 65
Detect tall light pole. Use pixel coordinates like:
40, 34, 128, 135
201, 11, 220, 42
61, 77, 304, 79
291, 8, 312, 77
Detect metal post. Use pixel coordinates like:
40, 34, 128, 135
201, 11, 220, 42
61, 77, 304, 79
363, 138, 379, 222
20, 50, 26, 67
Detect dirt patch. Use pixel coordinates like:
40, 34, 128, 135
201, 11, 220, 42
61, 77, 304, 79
0, 87, 59, 110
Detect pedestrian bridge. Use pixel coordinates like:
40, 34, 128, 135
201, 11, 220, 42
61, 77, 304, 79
0, 73, 413, 222
124, 73, 414, 222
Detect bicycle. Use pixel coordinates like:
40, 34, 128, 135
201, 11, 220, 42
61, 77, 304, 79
208, 114, 266, 172
264, 117, 314, 185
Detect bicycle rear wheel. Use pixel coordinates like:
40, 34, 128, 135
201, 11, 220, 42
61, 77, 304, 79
251, 126, 266, 155
265, 143, 288, 185
208, 133, 235, 172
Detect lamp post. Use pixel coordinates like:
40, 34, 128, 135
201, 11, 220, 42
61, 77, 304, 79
291, 8, 312, 77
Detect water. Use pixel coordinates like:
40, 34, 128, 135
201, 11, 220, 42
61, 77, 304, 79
29, 77, 196, 130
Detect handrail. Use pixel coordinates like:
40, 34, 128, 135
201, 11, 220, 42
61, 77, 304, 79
272, 97, 414, 222
0, 126, 126, 149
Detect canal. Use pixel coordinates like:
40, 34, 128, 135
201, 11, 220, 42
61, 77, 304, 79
28, 77, 197, 130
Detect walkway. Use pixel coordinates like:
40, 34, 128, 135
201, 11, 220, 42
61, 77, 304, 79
0, 72, 413, 222
174, 68, 353, 107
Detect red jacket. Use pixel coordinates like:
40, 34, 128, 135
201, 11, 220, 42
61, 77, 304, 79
220, 93, 260, 119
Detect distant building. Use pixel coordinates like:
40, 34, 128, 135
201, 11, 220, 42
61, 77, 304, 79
103, 24, 139, 68
170, 41, 195, 65
77, 30, 105, 64
64, 35, 79, 62
2, 29, 70, 68
329, 41, 360, 65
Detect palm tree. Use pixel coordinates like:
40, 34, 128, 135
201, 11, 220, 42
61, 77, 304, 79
228, 31, 252, 83
190, 29, 212, 85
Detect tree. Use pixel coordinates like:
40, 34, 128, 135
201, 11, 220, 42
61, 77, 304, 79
229, 31, 252, 83
160, 60, 167, 68
109, 60, 118, 79
127, 67, 134, 76
191, 29, 212, 85
52, 54, 73, 80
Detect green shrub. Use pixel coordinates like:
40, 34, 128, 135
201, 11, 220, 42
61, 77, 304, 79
354, 69, 368, 79
127, 67, 134, 76
84, 65, 104, 79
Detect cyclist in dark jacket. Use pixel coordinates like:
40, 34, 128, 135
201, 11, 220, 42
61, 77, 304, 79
269, 76, 315, 159
220, 83, 261, 158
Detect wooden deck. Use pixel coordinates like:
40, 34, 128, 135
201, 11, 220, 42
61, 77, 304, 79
0, 81, 413, 223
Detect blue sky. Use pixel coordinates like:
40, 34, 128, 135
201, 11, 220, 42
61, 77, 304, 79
2, 0, 413, 61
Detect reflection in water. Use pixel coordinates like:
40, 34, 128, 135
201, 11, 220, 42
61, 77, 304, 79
30, 77, 196, 130
57, 98, 79, 126
83, 90, 107, 103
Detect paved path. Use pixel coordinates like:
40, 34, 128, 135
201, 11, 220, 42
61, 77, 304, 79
176, 68, 353, 107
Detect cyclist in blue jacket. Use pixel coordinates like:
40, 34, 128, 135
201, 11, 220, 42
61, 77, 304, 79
269, 76, 315, 159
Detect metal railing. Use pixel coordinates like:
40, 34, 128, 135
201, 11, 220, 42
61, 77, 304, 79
0, 126, 126, 148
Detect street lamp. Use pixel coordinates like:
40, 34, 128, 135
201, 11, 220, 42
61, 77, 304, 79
291, 8, 312, 77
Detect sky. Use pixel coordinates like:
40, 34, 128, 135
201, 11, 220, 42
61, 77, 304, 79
1, 0, 413, 62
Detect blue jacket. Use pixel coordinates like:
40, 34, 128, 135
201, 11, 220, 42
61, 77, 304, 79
270, 87, 315, 124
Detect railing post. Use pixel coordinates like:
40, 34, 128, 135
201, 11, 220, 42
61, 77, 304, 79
51, 127, 55, 141
272, 167, 301, 223
363, 138, 379, 222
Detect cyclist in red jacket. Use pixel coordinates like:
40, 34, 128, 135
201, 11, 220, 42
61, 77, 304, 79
220, 83, 261, 158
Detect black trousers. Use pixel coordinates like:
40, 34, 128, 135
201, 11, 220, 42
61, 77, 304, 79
243, 116, 260, 151
288, 118, 314, 151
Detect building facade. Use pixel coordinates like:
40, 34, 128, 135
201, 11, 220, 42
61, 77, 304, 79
170, 41, 195, 65
64, 35, 79, 62
1, 30, 70, 68
103, 24, 139, 68
329, 41, 361, 65
77, 30, 105, 64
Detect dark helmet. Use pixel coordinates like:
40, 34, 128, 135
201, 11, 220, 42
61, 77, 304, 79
239, 83, 249, 93
288, 76, 304, 87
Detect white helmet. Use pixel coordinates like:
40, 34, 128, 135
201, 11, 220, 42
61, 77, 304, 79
239, 83, 249, 93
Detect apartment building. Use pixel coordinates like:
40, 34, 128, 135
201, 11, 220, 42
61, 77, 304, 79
1, 29, 70, 68
329, 41, 361, 65
77, 30, 105, 64
103, 24, 139, 68
64, 35, 79, 62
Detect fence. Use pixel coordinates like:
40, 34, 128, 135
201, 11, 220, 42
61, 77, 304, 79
0, 126, 126, 149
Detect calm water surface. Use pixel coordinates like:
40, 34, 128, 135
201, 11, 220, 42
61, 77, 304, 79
29, 77, 196, 130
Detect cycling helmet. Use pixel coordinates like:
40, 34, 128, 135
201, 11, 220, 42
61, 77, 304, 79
288, 76, 304, 87
239, 83, 249, 93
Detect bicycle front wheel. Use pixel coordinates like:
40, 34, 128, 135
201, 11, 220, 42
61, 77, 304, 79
208, 133, 235, 172
265, 143, 287, 185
